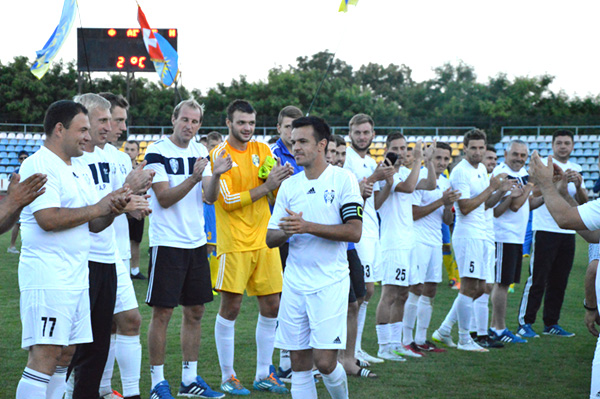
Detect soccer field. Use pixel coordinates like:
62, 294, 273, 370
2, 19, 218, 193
0, 228, 594, 399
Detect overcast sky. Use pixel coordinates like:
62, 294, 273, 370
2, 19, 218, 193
4, 0, 600, 98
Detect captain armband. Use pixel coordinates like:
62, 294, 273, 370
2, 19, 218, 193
340, 202, 363, 223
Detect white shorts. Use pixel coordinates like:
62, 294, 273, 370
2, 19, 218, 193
453, 237, 487, 280
275, 276, 349, 351
415, 242, 443, 284
381, 248, 417, 287
122, 257, 131, 274
20, 289, 92, 349
114, 258, 138, 315
355, 236, 381, 283
485, 241, 495, 284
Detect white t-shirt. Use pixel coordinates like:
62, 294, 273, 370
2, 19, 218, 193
578, 200, 600, 231
413, 174, 451, 247
144, 138, 211, 248
268, 165, 362, 293
450, 159, 489, 239
18, 147, 97, 291
72, 147, 120, 264
378, 167, 415, 251
105, 144, 133, 259
344, 146, 379, 240
492, 163, 530, 244
532, 158, 583, 234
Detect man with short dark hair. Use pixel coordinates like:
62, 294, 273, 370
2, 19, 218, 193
145, 98, 226, 399
267, 116, 363, 399
212, 100, 293, 395
16, 100, 129, 399
517, 129, 587, 338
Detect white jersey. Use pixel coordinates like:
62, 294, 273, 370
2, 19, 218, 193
493, 163, 530, 244
344, 146, 379, 239
579, 199, 600, 232
450, 159, 489, 239
532, 158, 582, 234
378, 167, 415, 251
413, 174, 451, 247
268, 165, 362, 293
105, 144, 133, 259
145, 138, 211, 248
72, 147, 120, 264
18, 147, 97, 291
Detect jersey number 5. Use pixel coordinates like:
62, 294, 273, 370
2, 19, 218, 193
469, 261, 475, 273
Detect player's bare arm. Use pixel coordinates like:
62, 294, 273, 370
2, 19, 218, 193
485, 173, 513, 209
125, 160, 155, 194
152, 157, 208, 209
395, 140, 424, 193
509, 182, 533, 212
584, 260, 600, 337
529, 151, 586, 230
373, 165, 395, 209
278, 208, 362, 243
249, 158, 294, 202
415, 141, 437, 191
413, 188, 460, 222
458, 173, 505, 215
204, 149, 232, 204
0, 173, 47, 234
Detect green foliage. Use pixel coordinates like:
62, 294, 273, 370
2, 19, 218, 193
2, 53, 600, 139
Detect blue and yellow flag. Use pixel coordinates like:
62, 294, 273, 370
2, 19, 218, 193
30, 0, 77, 79
338, 0, 359, 12
153, 32, 179, 87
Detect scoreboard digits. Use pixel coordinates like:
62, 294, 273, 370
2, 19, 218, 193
77, 28, 177, 72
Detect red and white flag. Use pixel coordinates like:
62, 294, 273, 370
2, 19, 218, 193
137, 5, 164, 62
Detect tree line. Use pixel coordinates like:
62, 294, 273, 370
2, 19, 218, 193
2, 51, 600, 141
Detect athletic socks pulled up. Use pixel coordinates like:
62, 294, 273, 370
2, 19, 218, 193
215, 314, 236, 382
255, 314, 277, 381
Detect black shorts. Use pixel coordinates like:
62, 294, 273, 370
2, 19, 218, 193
128, 216, 145, 243
146, 245, 213, 307
348, 249, 366, 303
495, 242, 523, 285
279, 242, 289, 273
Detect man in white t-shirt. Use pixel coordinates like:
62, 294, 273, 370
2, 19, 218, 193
15, 100, 130, 399
68, 94, 151, 399
527, 149, 600, 399
144, 99, 230, 399
267, 116, 363, 399
372, 133, 436, 360
408, 142, 460, 352
518, 130, 587, 338
432, 129, 506, 352
489, 140, 541, 345
343, 113, 394, 364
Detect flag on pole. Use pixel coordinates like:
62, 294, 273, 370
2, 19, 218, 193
153, 32, 179, 87
30, 0, 78, 79
338, 0, 359, 12
137, 5, 165, 62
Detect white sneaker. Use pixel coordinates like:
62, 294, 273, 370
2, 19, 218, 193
356, 349, 384, 364
457, 338, 489, 352
391, 344, 423, 358
432, 329, 457, 348
7, 247, 19, 254
376, 347, 406, 362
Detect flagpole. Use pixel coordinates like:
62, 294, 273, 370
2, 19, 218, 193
75, 0, 94, 91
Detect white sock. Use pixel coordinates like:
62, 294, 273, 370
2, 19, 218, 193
355, 301, 368, 353
116, 334, 142, 397
402, 293, 419, 345
439, 294, 459, 336
182, 361, 197, 386
46, 366, 68, 399
64, 371, 73, 399
279, 350, 291, 371
150, 364, 165, 389
16, 367, 50, 399
131, 266, 140, 275
255, 314, 277, 381
100, 333, 117, 396
291, 370, 317, 399
457, 293, 474, 343
390, 321, 403, 347
321, 362, 348, 399
376, 323, 390, 352
491, 327, 505, 335
415, 296, 433, 345
475, 293, 490, 336
215, 314, 236, 382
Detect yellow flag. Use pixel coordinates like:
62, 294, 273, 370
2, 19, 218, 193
338, 0, 359, 12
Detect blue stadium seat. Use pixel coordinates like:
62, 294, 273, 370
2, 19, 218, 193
584, 149, 594, 156
540, 149, 549, 156
17, 139, 26, 146
582, 164, 591, 172
0, 173, 7, 180
498, 157, 505, 164
24, 146, 33, 153
14, 145, 23, 152
6, 145, 15, 151
583, 172, 591, 180
538, 142, 548, 150
1, 159, 10, 166
7, 152, 16, 159
496, 149, 503, 156
574, 142, 583, 150
6, 166, 15, 173
573, 149, 584, 157
0, 145, 5, 152
584, 142, 594, 149
32, 146, 40, 152
0, 152, 6, 159
26, 139, 35, 146
35, 140, 44, 146
591, 164, 599, 172
591, 172, 600, 180
586, 180, 594, 189
0, 166, 6, 173
494, 143, 503, 151
9, 159, 19, 166
0, 139, 8, 145
529, 142, 539, 150
587, 157, 596, 164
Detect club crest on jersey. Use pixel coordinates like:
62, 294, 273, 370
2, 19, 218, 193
252, 154, 260, 167
170, 158, 179, 174
324, 189, 335, 205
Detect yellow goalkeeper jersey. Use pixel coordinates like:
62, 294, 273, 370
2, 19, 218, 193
210, 139, 274, 255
